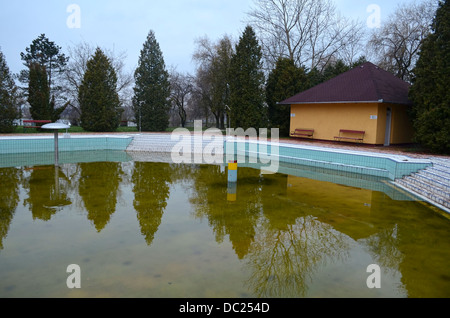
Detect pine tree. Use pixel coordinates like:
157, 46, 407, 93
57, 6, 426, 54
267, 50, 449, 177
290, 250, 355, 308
266, 58, 309, 137
28, 63, 69, 123
0, 49, 19, 133
322, 60, 351, 82
133, 31, 171, 132
210, 36, 234, 130
20, 34, 68, 97
229, 26, 267, 130
79, 48, 122, 132
28, 63, 51, 121
409, 0, 450, 154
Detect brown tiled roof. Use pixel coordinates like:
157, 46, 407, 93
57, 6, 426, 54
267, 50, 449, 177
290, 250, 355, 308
280, 62, 412, 105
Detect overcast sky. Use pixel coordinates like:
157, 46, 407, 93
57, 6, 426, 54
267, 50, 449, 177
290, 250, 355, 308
0, 0, 416, 77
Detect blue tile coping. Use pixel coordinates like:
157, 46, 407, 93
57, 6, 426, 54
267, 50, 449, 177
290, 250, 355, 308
0, 134, 432, 181
0, 135, 133, 155
224, 139, 433, 181
0, 134, 437, 206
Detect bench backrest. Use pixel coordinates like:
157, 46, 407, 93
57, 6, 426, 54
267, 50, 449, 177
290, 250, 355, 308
340, 130, 365, 134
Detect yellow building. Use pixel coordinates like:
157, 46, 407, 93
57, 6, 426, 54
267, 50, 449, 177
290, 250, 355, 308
280, 62, 415, 146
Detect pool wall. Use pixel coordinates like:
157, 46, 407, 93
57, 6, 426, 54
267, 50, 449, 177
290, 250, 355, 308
0, 151, 132, 168
0, 134, 432, 182
0, 135, 133, 154
225, 139, 432, 181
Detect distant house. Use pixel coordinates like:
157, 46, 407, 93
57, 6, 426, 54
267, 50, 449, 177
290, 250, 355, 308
280, 62, 414, 146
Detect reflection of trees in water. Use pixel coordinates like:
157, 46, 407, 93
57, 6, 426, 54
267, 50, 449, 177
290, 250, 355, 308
23, 166, 72, 221
0, 168, 21, 250
361, 225, 403, 271
78, 162, 123, 232
189, 164, 352, 297
7, 161, 176, 243
190, 165, 262, 259
245, 215, 350, 298
132, 162, 172, 245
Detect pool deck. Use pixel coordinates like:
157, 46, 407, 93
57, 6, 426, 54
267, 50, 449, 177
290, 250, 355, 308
1, 132, 449, 213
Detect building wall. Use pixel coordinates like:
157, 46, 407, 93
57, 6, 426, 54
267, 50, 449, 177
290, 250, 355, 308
290, 102, 414, 145
290, 103, 379, 144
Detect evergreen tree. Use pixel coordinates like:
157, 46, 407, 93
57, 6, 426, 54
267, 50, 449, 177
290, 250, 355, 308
306, 67, 325, 88
79, 48, 122, 132
28, 63, 68, 123
322, 60, 351, 82
210, 36, 234, 130
28, 63, 51, 121
0, 49, 19, 133
229, 26, 267, 130
266, 58, 309, 137
20, 34, 69, 97
409, 0, 450, 154
133, 31, 171, 132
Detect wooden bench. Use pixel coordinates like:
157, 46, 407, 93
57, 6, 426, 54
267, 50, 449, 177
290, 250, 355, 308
334, 129, 365, 143
23, 120, 52, 132
291, 128, 315, 138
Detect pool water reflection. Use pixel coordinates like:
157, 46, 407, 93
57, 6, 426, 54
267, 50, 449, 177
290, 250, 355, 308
0, 159, 449, 298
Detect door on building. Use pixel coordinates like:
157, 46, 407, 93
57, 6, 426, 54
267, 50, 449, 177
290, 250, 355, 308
384, 107, 392, 147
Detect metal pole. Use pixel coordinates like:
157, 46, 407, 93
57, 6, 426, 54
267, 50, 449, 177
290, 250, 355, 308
54, 130, 59, 166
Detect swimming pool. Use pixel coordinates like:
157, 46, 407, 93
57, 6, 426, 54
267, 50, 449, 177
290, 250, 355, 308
0, 151, 449, 298
0, 134, 432, 180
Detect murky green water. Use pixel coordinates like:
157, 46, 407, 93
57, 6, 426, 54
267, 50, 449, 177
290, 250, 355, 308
1, 158, 450, 298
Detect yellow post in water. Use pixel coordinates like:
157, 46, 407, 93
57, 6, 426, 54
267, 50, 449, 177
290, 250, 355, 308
228, 161, 238, 182
227, 160, 238, 202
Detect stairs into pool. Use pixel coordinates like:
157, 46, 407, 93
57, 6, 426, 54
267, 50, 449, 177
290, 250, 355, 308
395, 158, 450, 212
126, 133, 206, 153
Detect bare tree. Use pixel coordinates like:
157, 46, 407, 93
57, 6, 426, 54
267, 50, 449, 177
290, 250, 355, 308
192, 35, 234, 129
170, 70, 193, 128
62, 41, 134, 120
247, 0, 366, 71
191, 64, 213, 128
367, 0, 437, 82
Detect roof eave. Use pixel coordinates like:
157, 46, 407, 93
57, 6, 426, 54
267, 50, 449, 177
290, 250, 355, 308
279, 100, 412, 106
279, 100, 381, 105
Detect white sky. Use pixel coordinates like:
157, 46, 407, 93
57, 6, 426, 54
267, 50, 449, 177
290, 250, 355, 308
0, 0, 418, 77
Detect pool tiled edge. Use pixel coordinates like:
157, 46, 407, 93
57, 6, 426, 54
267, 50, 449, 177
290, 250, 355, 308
1, 135, 432, 182
2, 134, 443, 211
225, 139, 433, 181
0, 135, 133, 154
